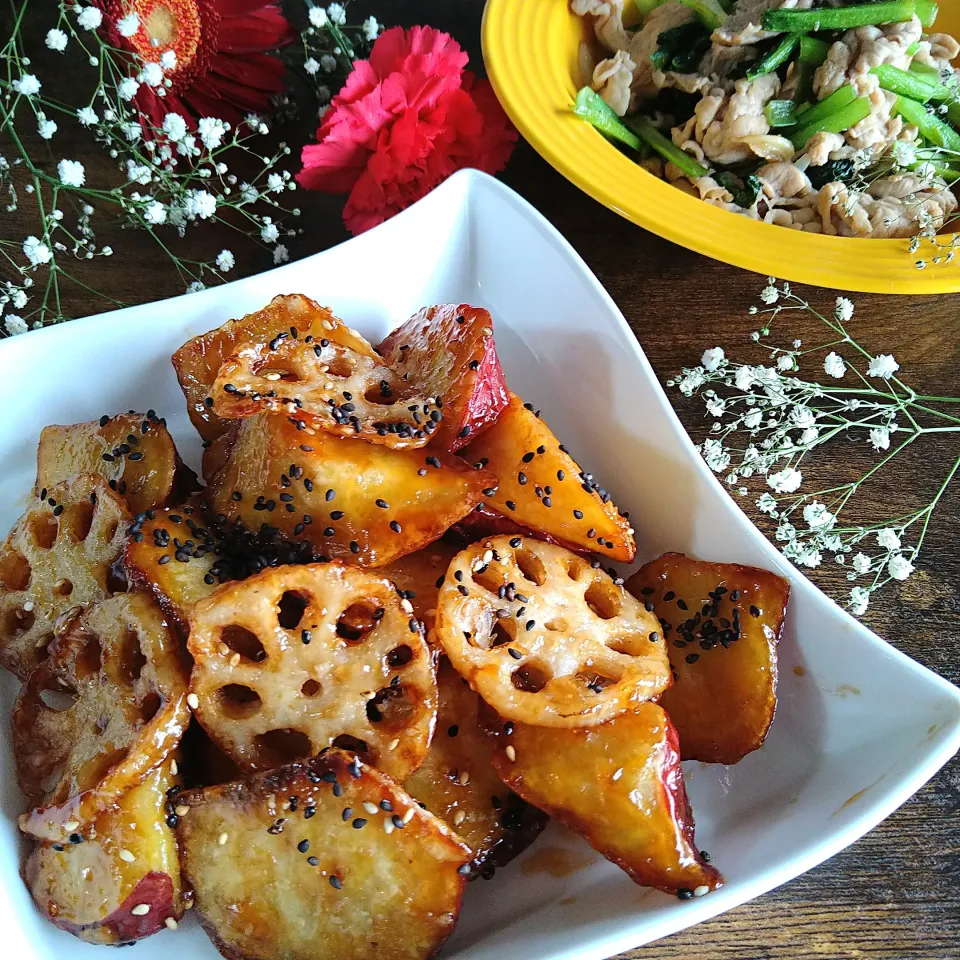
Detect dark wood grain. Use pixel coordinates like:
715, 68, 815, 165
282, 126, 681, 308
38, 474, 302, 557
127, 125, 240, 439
3, 0, 959, 957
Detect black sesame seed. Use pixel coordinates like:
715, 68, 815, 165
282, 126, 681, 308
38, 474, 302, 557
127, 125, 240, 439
349, 541, 360, 554
750, 605, 761, 617
521, 452, 534, 463
677, 599, 689, 610
685, 653, 700, 664
508, 648, 523, 659
325, 489, 336, 501
677, 888, 694, 901
329, 874, 342, 888
505, 500, 516, 511
165, 814, 179, 828
298, 839, 310, 853
375, 499, 389, 509
663, 591, 675, 602
391, 814, 405, 829
352, 818, 367, 829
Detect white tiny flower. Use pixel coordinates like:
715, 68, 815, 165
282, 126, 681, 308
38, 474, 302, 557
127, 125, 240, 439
316, 84, 331, 102
122, 122, 141, 141
849, 586, 870, 616
852, 553, 871, 574
187, 189, 217, 219
777, 354, 795, 371
309, 5, 328, 27
101, 245, 112, 256
834, 297, 854, 323
141, 61, 164, 87
197, 117, 226, 150
327, 3, 346, 24
823, 351, 846, 379
45, 28, 68, 51
116, 12, 140, 37
705, 395, 725, 417
757, 492, 778, 516
143, 200, 167, 224
888, 554, 914, 581
700, 438, 730, 474
877, 528, 901, 551
775, 522, 797, 542
892, 139, 917, 167
58, 159, 86, 187
76, 6, 104, 30
23, 236, 52, 266
260, 221, 279, 243
13, 74, 41, 97
4, 314, 28, 336
320, 54, 337, 73
162, 113, 188, 142
215, 249, 235, 272
11, 289, 27, 308
701, 347, 724, 372
788, 541, 822, 568
799, 427, 819, 445
803, 501, 835, 532
240, 182, 259, 204
869, 426, 891, 451
304, 57, 320, 75
77, 106, 99, 127
767, 467, 802, 493
867, 354, 900, 379
677, 367, 705, 396
734, 365, 754, 391
760, 284, 779, 305
160, 49, 177, 70
37, 117, 58, 139
186, 280, 206, 294
743, 409, 763, 430
790, 405, 816, 430
273, 244, 289, 264
267, 172, 285, 193
118, 77, 140, 100
823, 534, 844, 553
126, 160, 152, 185
362, 15, 380, 40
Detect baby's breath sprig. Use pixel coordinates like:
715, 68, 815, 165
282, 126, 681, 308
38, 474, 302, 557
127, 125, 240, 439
295, 1, 382, 114
0, 0, 303, 334
669, 279, 960, 618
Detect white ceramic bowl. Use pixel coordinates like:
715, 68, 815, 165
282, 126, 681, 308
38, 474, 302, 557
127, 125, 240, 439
0, 170, 958, 960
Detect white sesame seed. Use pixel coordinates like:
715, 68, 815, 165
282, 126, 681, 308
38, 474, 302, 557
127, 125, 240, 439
230, 652, 240, 667
402, 807, 415, 824
218, 642, 230, 657
362, 801, 378, 815
265, 373, 282, 381
164, 917, 178, 931
22, 600, 34, 612
118, 848, 136, 863
175, 805, 190, 817
131, 904, 150, 916
170, 759, 178, 776
480, 327, 493, 337
505, 745, 517, 762
218, 832, 228, 845
400, 598, 414, 614
388, 738, 400, 751
453, 810, 466, 826
693, 885, 711, 898
187, 693, 199, 710
64, 820, 79, 832
457, 770, 470, 786
322, 320, 334, 330
383, 819, 395, 835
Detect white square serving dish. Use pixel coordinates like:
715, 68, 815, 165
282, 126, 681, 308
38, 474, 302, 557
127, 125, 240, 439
1, 169, 958, 960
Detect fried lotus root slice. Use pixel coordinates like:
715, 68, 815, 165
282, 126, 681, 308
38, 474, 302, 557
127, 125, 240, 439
434, 536, 669, 727
486, 704, 722, 895
124, 504, 220, 636
36, 412, 196, 515
0, 476, 129, 681
212, 336, 444, 449
464, 393, 636, 561
176, 750, 470, 960
173, 294, 373, 442
187, 562, 437, 779
25, 759, 183, 945
16, 593, 190, 842
404, 660, 546, 876
626, 553, 789, 764
377, 304, 510, 453
206, 412, 498, 567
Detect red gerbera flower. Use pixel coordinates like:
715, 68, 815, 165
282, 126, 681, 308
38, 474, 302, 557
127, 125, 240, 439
297, 25, 518, 235
96, 0, 292, 131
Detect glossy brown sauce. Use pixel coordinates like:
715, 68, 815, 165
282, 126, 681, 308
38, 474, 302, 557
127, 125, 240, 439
520, 846, 595, 878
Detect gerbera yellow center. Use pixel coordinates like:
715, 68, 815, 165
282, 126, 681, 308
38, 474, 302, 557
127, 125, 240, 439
129, 0, 202, 74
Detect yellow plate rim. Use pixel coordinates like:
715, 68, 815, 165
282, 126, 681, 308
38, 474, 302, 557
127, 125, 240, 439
482, 0, 960, 294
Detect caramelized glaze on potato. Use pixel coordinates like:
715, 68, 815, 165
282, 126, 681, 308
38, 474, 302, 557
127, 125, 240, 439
486, 705, 722, 895
177, 750, 470, 960
626, 553, 789, 764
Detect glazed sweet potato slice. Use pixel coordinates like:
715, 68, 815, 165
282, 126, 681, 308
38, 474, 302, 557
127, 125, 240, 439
486, 704, 722, 896
376, 304, 509, 452
206, 412, 497, 566
187, 563, 437, 779
173, 294, 374, 442
0, 476, 129, 680
176, 750, 470, 960
36, 413, 194, 514
625, 553, 789, 764
16, 593, 190, 842
212, 336, 443, 449
404, 660, 546, 876
25, 759, 183, 945
434, 537, 669, 727
463, 394, 635, 561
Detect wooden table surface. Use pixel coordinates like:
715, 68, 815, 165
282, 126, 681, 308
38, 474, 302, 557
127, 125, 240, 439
6, 0, 959, 956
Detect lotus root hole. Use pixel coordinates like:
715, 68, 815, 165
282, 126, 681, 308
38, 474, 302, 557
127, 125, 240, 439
332, 733, 371, 757
584, 580, 622, 620
39, 687, 78, 712
29, 513, 58, 550
220, 625, 266, 663
471, 566, 503, 595
140, 690, 162, 722
363, 383, 399, 406
76, 633, 103, 676
386, 644, 413, 668
53, 578, 73, 598
117, 627, 147, 684
484, 621, 514, 650
336, 600, 382, 643
511, 661, 552, 693
2, 605, 35, 638
253, 728, 312, 766
62, 501, 94, 542
217, 684, 263, 719
514, 549, 547, 586
277, 591, 309, 630
608, 635, 645, 657
567, 560, 586, 581
81, 747, 130, 791
324, 356, 355, 378
253, 364, 301, 383
577, 671, 616, 691
0, 550, 31, 591
300, 679, 322, 698
103, 518, 119, 543
365, 684, 416, 731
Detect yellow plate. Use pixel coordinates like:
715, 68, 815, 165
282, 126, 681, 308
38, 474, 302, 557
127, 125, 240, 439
482, 0, 960, 293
